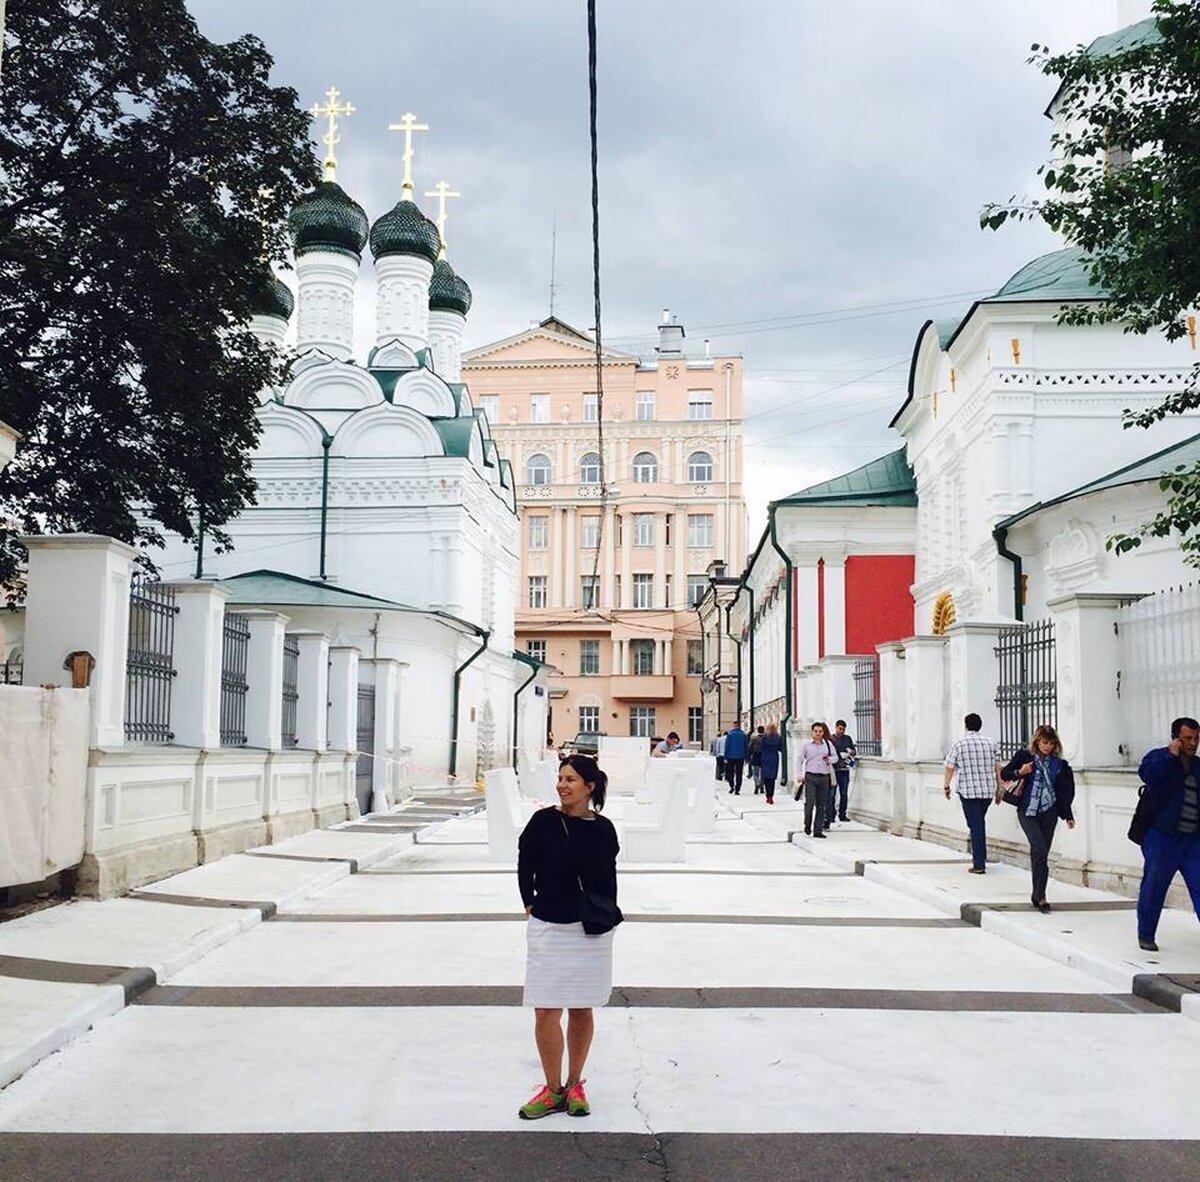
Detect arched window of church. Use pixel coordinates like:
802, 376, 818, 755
580, 452, 603, 484
526, 454, 551, 485
687, 451, 713, 482
632, 451, 658, 482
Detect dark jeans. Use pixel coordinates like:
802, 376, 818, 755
959, 796, 991, 870
804, 774, 830, 835
1018, 807, 1059, 903
763, 776, 777, 802
1137, 827, 1200, 941
714, 756, 725, 781
827, 769, 850, 823
725, 759, 744, 794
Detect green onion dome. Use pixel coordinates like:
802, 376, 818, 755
287, 181, 369, 259
250, 269, 295, 320
369, 198, 441, 264
428, 258, 472, 316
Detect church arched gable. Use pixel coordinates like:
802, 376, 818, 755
330, 403, 445, 458
285, 358, 383, 412
391, 369, 458, 418
255, 403, 327, 459
910, 321, 945, 404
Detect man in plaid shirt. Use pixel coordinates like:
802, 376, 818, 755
943, 712, 1002, 873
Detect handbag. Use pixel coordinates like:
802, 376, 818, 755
560, 816, 623, 936
1128, 784, 1154, 845
1000, 779, 1025, 807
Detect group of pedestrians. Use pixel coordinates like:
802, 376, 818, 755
710, 723, 788, 804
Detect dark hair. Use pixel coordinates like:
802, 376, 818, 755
666, 731, 679, 741
835, 719, 846, 728
1171, 716, 1200, 738
1028, 724, 1062, 755
559, 753, 608, 812
964, 713, 982, 732
757, 725, 765, 734
811, 721, 830, 741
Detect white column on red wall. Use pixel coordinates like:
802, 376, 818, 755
166, 580, 229, 750
823, 554, 847, 656
795, 562, 820, 669
292, 630, 330, 752
241, 610, 290, 751
21, 535, 135, 748
326, 645, 360, 753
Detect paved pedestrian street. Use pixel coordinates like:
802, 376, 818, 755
1, 788, 1199, 1181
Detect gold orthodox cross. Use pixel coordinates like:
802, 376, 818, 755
388, 112, 430, 198
310, 87, 356, 182
424, 181, 461, 253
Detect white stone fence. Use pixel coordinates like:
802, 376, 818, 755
5, 534, 413, 898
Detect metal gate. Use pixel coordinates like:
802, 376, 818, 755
355, 684, 376, 816
852, 655, 881, 756
994, 618, 1057, 752
125, 575, 178, 743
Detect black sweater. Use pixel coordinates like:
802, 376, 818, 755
517, 806, 619, 924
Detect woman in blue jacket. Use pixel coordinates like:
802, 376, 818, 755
759, 723, 783, 804
999, 724, 1075, 913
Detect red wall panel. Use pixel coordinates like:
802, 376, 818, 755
844, 555, 915, 654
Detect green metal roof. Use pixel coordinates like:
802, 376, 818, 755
369, 198, 441, 264
287, 182, 369, 259
250, 269, 294, 321
431, 417, 474, 457
429, 258, 473, 315
775, 448, 916, 508
999, 431, 1200, 529
1087, 16, 1161, 58
990, 246, 1107, 303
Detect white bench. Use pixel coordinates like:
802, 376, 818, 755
484, 767, 536, 863
621, 775, 689, 862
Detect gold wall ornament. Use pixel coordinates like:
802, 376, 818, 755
1011, 338, 1021, 365
424, 181, 461, 255
931, 389, 939, 419
931, 591, 956, 635
949, 368, 957, 393
1189, 315, 1197, 350
310, 86, 356, 182
387, 111, 430, 199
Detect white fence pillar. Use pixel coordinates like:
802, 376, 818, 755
820, 655, 858, 730
326, 645, 360, 753
945, 622, 1007, 742
242, 611, 289, 750
1049, 593, 1135, 767
877, 642, 906, 760
902, 635, 948, 762
363, 658, 407, 808
167, 581, 228, 750
292, 630, 329, 751
22, 534, 135, 748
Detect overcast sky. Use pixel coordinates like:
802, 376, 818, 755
188, 0, 1150, 537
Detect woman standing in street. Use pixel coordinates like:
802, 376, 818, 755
760, 722, 783, 804
795, 722, 837, 837
998, 724, 1076, 912
516, 754, 620, 1120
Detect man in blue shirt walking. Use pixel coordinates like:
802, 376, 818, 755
723, 723, 748, 795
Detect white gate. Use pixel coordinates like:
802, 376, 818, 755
1118, 585, 1200, 759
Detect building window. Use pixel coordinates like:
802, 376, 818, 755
529, 393, 549, 423
526, 639, 546, 662
688, 390, 714, 420
528, 576, 547, 608
663, 574, 672, 608
580, 575, 600, 610
632, 573, 654, 609
687, 706, 703, 744
529, 516, 548, 550
580, 452, 602, 484
580, 516, 601, 548
635, 391, 655, 421
632, 451, 658, 482
629, 705, 656, 737
631, 638, 655, 675
582, 393, 598, 422
526, 454, 551, 485
614, 575, 621, 606
688, 514, 714, 548
580, 638, 600, 675
687, 574, 708, 607
479, 395, 499, 422
687, 639, 704, 675
579, 704, 600, 732
633, 513, 654, 547
688, 451, 713, 482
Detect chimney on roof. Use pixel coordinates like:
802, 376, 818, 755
656, 309, 685, 358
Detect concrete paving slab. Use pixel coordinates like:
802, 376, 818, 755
134, 855, 350, 910
0, 979, 124, 1091
1, 1005, 1197, 1136
249, 829, 415, 870
0, 899, 258, 980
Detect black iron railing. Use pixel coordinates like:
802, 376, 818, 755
995, 619, 1057, 751
219, 612, 250, 747
852, 655, 882, 756
281, 633, 300, 749
355, 683, 376, 814
125, 575, 178, 743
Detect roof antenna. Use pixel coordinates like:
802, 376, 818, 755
549, 210, 559, 318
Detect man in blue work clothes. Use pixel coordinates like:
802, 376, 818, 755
1136, 716, 1200, 952
723, 722, 748, 795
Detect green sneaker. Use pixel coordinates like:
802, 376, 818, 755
518, 1083, 566, 1120
565, 1079, 590, 1117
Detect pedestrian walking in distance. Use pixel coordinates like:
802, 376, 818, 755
711, 731, 726, 782
796, 722, 836, 837
998, 724, 1076, 912
760, 723, 783, 804
828, 720, 857, 825
943, 713, 1002, 873
723, 723, 748, 795
516, 754, 620, 1120
1135, 716, 1200, 952
749, 725, 765, 794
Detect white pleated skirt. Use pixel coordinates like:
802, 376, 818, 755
522, 916, 614, 1008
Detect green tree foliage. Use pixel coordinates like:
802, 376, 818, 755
981, 0, 1200, 561
0, 1, 319, 588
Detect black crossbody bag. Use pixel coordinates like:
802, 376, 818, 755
559, 815, 623, 936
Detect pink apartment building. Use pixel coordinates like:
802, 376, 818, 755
462, 312, 747, 748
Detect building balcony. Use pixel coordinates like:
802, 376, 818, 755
609, 674, 674, 700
